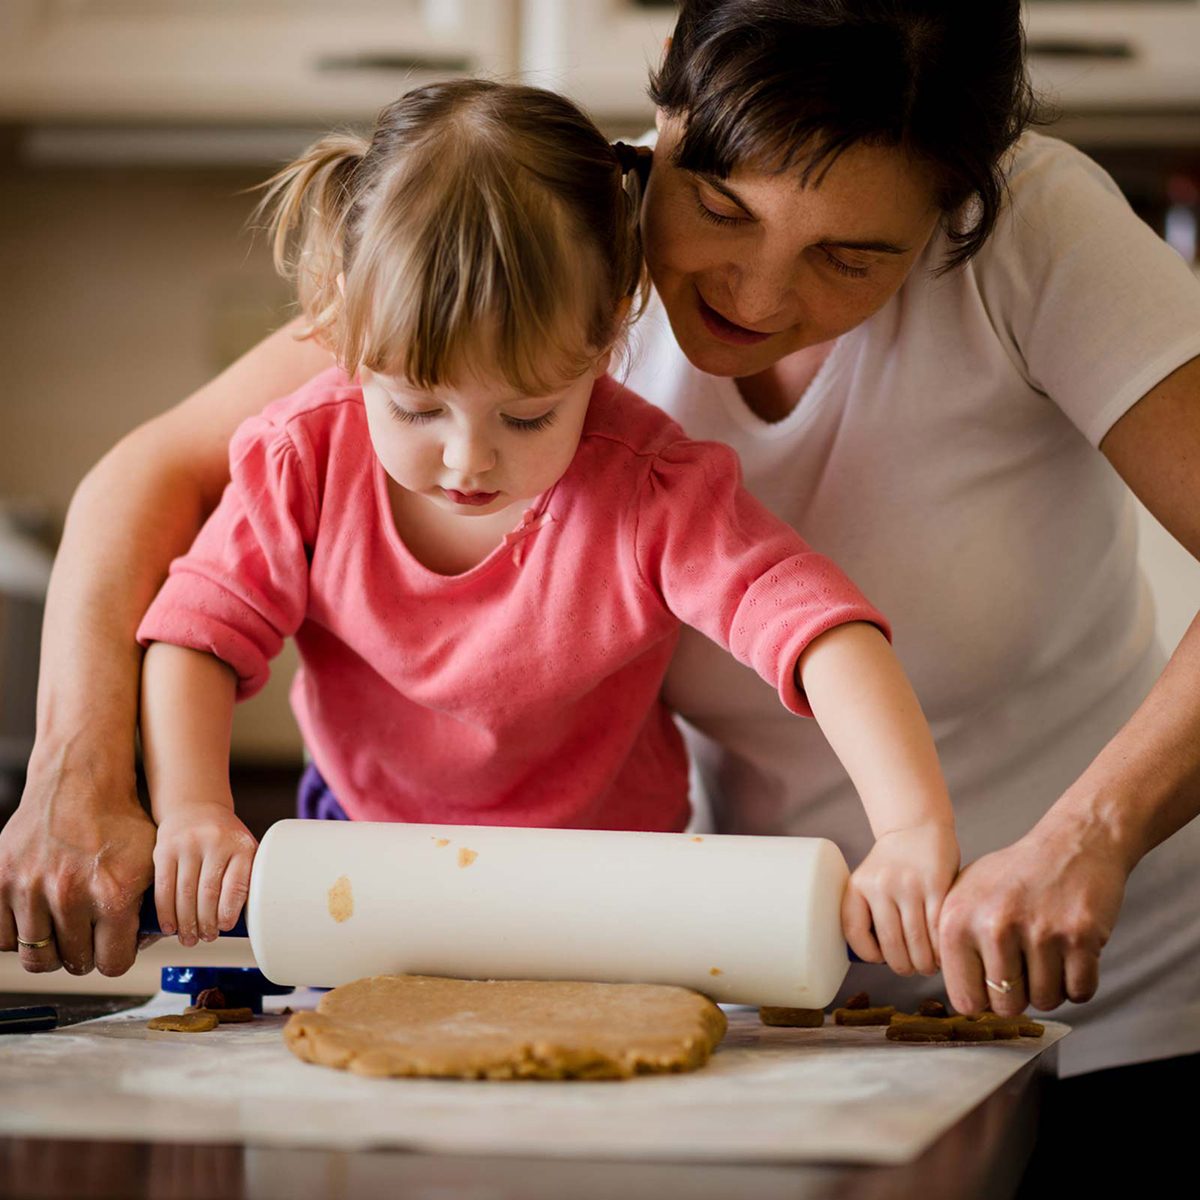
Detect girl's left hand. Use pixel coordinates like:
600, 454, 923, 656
843, 822, 960, 976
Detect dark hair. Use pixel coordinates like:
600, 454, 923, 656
649, 1, 1043, 270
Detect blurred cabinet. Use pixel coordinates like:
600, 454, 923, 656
518, 1, 1200, 129
0, 1, 518, 122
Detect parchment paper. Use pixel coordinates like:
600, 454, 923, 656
0, 991, 1066, 1164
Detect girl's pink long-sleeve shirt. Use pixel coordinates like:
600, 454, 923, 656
137, 369, 889, 831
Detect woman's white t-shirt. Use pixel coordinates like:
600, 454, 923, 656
624, 131, 1200, 1078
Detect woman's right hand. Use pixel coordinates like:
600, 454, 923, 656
0, 752, 156, 975
152, 800, 257, 947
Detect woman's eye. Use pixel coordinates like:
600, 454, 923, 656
692, 186, 745, 229
820, 248, 870, 279
387, 400, 440, 424
503, 412, 556, 433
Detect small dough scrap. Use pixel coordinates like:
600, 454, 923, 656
973, 1012, 1045, 1039
834, 1005, 896, 1026
887, 1014, 952, 1042
186, 1005, 255, 1024
147, 1011, 219, 1033
917, 998, 948, 1018
844, 991, 871, 1010
327, 875, 354, 923
284, 975, 727, 1080
195, 987, 226, 1010
759, 1006, 825, 1028
949, 1016, 995, 1042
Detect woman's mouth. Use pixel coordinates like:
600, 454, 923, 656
695, 289, 776, 346
442, 488, 499, 507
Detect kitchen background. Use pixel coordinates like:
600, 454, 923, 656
1, 0, 1199, 794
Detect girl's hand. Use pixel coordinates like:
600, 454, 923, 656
152, 800, 257, 947
843, 822, 960, 976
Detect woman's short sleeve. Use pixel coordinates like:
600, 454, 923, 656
975, 135, 1200, 447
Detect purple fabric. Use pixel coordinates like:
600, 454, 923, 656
297, 762, 349, 821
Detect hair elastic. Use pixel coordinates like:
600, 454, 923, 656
612, 141, 651, 187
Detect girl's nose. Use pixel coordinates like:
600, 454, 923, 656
442, 429, 496, 477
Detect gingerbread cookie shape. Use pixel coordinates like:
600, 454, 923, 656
185, 1005, 255, 1024
147, 1011, 219, 1033
758, 1006, 825, 1028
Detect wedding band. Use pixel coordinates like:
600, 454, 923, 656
986, 977, 1019, 994
17, 936, 53, 951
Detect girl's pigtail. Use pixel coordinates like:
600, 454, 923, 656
253, 131, 369, 347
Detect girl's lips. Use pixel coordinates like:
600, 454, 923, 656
443, 488, 499, 507
695, 290, 775, 346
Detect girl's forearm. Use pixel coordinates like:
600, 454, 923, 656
797, 622, 953, 836
140, 644, 238, 818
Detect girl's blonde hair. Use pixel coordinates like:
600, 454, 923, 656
256, 79, 648, 395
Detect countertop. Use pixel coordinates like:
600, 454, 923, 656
0, 990, 1056, 1200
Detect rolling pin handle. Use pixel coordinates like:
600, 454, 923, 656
137, 888, 249, 939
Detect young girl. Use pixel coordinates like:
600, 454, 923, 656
137, 79, 957, 980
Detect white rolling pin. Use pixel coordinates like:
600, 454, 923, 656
235, 819, 853, 1008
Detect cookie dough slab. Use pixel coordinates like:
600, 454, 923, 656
284, 975, 727, 1080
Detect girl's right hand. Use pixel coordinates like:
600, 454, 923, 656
842, 821, 961, 976
152, 800, 257, 946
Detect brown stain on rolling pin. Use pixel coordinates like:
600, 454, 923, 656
434, 838, 450, 847
327, 875, 354, 923
709, 967, 723, 977
457, 848, 478, 869
691, 836, 704, 842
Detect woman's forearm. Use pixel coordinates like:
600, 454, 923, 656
31, 425, 216, 783
29, 318, 332, 786
1036, 608, 1200, 872
796, 622, 954, 836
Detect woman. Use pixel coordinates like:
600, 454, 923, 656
2, 0, 1197, 1168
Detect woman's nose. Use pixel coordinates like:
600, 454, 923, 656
723, 260, 796, 329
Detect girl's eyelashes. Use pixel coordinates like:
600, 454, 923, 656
385, 398, 556, 432
387, 400, 440, 424
503, 411, 556, 432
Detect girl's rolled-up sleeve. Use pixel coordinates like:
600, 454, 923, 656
634, 436, 891, 717
136, 414, 318, 699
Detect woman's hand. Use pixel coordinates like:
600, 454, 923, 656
152, 799, 257, 947
938, 813, 1129, 1017
0, 755, 156, 976
843, 820, 960, 976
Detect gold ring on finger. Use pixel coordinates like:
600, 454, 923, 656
17, 936, 54, 950
985, 976, 1020, 994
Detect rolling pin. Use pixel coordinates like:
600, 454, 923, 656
141, 819, 857, 1009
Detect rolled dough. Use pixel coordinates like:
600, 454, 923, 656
283, 975, 728, 1080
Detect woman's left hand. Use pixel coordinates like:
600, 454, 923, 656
937, 813, 1131, 1017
